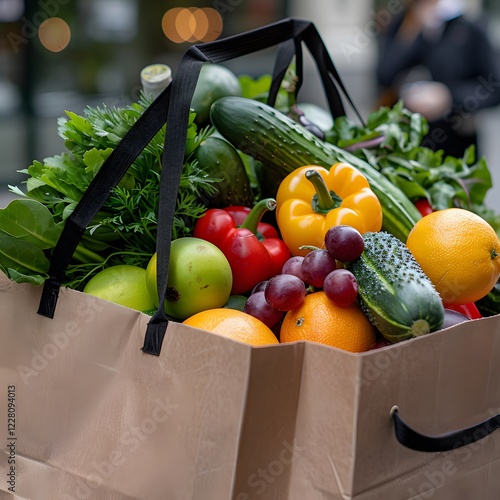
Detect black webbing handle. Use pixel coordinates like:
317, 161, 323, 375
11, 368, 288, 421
391, 406, 500, 452
37, 86, 171, 318
36, 17, 363, 355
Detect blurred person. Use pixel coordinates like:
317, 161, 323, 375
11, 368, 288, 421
375, 0, 500, 158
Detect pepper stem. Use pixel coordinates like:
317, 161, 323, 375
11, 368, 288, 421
239, 198, 276, 235
305, 169, 342, 214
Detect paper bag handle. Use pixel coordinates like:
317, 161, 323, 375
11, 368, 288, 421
391, 406, 500, 452
37, 17, 361, 355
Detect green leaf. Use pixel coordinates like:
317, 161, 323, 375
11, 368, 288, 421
238, 74, 288, 109
0, 199, 62, 249
461, 155, 492, 205
239, 74, 273, 99
387, 171, 429, 200
61, 111, 93, 139
82, 147, 113, 176
26, 154, 90, 201
2, 267, 46, 286
0, 232, 50, 277
324, 100, 498, 220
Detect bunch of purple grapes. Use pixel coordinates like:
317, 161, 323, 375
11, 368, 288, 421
244, 225, 365, 329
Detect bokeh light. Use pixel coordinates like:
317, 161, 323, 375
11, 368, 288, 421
38, 17, 71, 53
162, 7, 222, 43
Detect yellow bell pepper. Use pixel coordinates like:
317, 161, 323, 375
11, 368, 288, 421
276, 163, 383, 256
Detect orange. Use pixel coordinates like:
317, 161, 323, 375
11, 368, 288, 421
182, 308, 279, 346
406, 208, 500, 305
280, 291, 376, 352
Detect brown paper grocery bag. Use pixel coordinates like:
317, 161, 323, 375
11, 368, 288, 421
2, 274, 500, 499
0, 273, 307, 499
227, 318, 500, 500
0, 18, 350, 499
284, 317, 500, 500
3, 17, 500, 500
0, 488, 30, 500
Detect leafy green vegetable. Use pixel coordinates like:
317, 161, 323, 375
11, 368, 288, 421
324, 100, 499, 233
5, 93, 218, 289
238, 74, 288, 109
0, 232, 49, 285
0, 199, 62, 249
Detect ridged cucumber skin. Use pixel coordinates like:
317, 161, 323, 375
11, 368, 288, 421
347, 231, 444, 343
210, 97, 422, 243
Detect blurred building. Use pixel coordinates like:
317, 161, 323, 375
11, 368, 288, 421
1, 0, 500, 209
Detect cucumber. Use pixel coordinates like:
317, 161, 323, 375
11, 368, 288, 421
210, 96, 421, 242
347, 231, 444, 342
191, 64, 242, 127
475, 279, 500, 317
192, 136, 254, 207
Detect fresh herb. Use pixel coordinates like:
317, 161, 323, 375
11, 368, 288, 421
4, 93, 217, 289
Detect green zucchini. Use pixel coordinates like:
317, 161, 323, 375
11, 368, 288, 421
347, 231, 444, 342
475, 279, 500, 317
210, 96, 421, 242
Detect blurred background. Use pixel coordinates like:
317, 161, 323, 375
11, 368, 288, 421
1, 0, 500, 209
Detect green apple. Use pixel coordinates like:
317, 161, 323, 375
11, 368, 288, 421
146, 237, 233, 320
83, 264, 155, 311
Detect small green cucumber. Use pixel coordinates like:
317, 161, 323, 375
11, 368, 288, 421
347, 231, 444, 342
191, 64, 242, 127
210, 96, 422, 242
192, 136, 254, 207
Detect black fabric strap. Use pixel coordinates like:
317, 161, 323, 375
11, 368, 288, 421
300, 23, 365, 125
142, 48, 206, 355
36, 17, 363, 356
37, 87, 171, 317
268, 39, 295, 108
392, 406, 500, 453
143, 18, 362, 355
143, 21, 310, 354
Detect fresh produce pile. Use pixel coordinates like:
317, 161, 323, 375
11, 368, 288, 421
2, 62, 500, 350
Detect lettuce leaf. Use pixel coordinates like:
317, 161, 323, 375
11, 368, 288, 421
324, 100, 499, 233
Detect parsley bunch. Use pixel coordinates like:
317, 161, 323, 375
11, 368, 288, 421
5, 93, 217, 289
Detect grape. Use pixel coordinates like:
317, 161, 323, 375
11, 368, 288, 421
251, 280, 268, 295
301, 249, 336, 288
324, 225, 364, 263
265, 274, 307, 311
370, 338, 392, 350
323, 268, 358, 307
281, 255, 306, 281
244, 291, 285, 328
